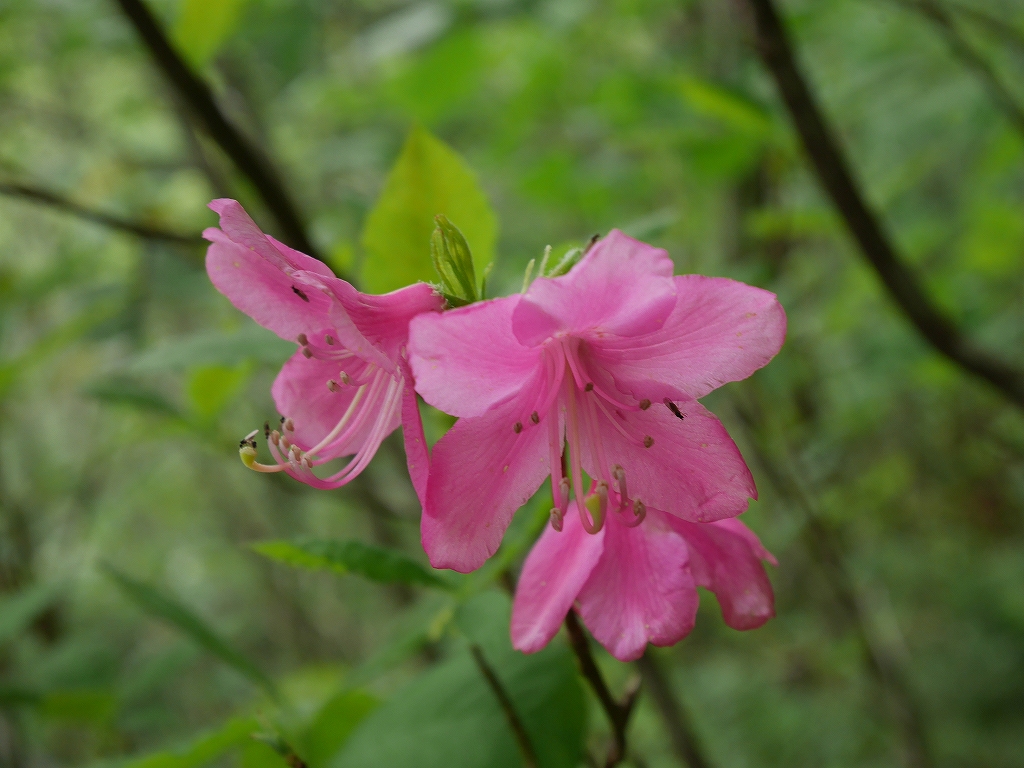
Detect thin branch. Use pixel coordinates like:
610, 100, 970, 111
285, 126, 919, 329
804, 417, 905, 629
635, 652, 712, 768
0, 181, 205, 250
563, 611, 640, 767
741, 0, 1024, 410
890, 0, 1024, 140
111, 0, 325, 265
729, 396, 933, 768
469, 644, 539, 768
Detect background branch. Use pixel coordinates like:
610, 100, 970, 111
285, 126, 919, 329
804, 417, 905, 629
0, 181, 205, 251
469, 644, 539, 768
891, 0, 1024, 140
563, 611, 640, 767
112, 0, 324, 264
635, 652, 712, 768
741, 0, 1024, 409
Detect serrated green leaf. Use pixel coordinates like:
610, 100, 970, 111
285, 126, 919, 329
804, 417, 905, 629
334, 592, 586, 768
102, 565, 276, 697
361, 126, 497, 293
173, 0, 250, 68
251, 539, 451, 591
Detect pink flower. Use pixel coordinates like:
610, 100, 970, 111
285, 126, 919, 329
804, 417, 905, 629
204, 199, 443, 498
512, 509, 777, 661
408, 230, 786, 572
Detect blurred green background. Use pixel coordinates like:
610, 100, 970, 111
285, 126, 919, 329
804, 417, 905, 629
1, 0, 1023, 766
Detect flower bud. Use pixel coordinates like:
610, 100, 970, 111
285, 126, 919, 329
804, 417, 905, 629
431, 215, 480, 307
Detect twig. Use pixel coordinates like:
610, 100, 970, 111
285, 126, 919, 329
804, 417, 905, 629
741, 0, 1024, 410
469, 644, 539, 768
729, 396, 933, 768
563, 611, 640, 767
0, 181, 205, 250
890, 0, 1024, 140
635, 652, 712, 768
111, 0, 325, 265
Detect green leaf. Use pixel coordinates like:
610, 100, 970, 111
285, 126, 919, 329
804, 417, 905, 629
334, 592, 586, 768
186, 363, 251, 421
39, 689, 116, 725
252, 539, 451, 591
678, 76, 772, 135
101, 565, 276, 697
361, 126, 497, 293
173, 0, 250, 68
0, 582, 59, 646
126, 327, 294, 374
83, 377, 183, 419
299, 690, 378, 768
120, 716, 259, 768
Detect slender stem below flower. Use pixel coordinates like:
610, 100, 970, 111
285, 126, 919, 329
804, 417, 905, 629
563, 612, 640, 767
469, 644, 539, 768
635, 652, 713, 768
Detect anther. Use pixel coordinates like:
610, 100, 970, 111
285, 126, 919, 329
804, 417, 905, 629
284, 418, 295, 432
530, 411, 539, 424
327, 379, 339, 393
297, 333, 308, 346
622, 498, 646, 527
513, 422, 523, 434
612, 464, 628, 505
280, 416, 286, 424
643, 435, 654, 448
639, 399, 651, 410
325, 334, 335, 345
664, 398, 685, 420
270, 430, 281, 446
340, 372, 352, 385
263, 421, 271, 438
584, 382, 594, 392
550, 508, 564, 532
302, 347, 313, 358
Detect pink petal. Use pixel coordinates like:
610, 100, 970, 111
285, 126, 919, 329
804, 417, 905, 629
205, 229, 331, 343
511, 510, 604, 654
271, 352, 399, 457
409, 296, 542, 419
420, 375, 556, 573
512, 230, 677, 347
398, 357, 430, 509
596, 275, 786, 401
670, 517, 776, 630
577, 512, 698, 662
327, 280, 444, 362
208, 199, 332, 276
581, 398, 755, 523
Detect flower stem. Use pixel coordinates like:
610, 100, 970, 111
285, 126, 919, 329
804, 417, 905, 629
635, 652, 713, 768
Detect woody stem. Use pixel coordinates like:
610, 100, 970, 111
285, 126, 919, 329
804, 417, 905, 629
563, 611, 640, 767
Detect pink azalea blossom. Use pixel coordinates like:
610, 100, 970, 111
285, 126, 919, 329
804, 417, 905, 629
408, 230, 786, 573
511, 508, 777, 661
204, 199, 443, 498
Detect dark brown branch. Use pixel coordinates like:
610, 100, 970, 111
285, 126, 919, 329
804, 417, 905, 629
469, 644, 539, 768
0, 181, 205, 250
893, 0, 1024, 140
112, 0, 324, 264
635, 653, 712, 768
730, 397, 933, 768
563, 611, 640, 767
742, 0, 1024, 409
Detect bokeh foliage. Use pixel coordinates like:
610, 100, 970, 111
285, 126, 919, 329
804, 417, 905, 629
1, 0, 1023, 767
